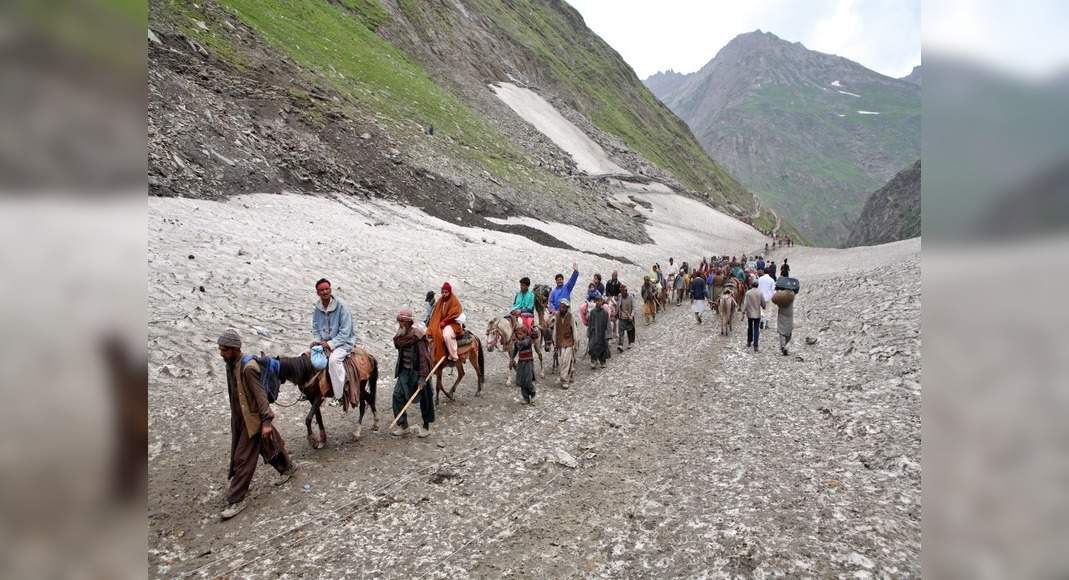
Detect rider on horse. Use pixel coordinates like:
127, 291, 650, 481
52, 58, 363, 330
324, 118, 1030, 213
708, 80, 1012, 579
510, 277, 536, 333
311, 278, 356, 399
428, 282, 464, 364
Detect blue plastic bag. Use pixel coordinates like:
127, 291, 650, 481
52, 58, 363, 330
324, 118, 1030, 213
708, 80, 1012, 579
310, 345, 328, 370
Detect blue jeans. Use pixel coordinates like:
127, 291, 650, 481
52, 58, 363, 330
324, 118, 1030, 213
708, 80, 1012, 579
747, 318, 761, 348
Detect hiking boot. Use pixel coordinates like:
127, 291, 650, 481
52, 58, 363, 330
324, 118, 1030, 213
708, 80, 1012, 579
561, 382, 570, 390
782, 348, 789, 356
617, 346, 624, 353
220, 500, 247, 520
599, 361, 606, 368
352, 425, 362, 440
590, 362, 598, 369
746, 342, 751, 348
411, 426, 428, 438
274, 465, 297, 486
390, 425, 409, 437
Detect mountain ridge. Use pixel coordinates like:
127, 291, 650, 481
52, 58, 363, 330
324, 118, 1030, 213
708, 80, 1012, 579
644, 30, 920, 246
149, 0, 782, 247
847, 160, 921, 247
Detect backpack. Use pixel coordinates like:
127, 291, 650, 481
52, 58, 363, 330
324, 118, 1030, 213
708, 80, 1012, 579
242, 354, 281, 404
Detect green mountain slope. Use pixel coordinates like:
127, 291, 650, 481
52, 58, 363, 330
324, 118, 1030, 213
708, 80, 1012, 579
646, 31, 920, 246
150, 0, 768, 244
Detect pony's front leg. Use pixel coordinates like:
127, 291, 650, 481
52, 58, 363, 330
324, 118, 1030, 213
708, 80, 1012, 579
305, 400, 317, 448
315, 405, 327, 449
537, 348, 545, 378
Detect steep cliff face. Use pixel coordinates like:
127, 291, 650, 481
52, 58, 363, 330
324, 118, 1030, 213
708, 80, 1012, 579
646, 31, 920, 246
847, 160, 921, 247
149, 0, 762, 245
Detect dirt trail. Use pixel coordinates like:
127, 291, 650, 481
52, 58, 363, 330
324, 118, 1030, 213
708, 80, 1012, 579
148, 196, 918, 578
160, 252, 919, 578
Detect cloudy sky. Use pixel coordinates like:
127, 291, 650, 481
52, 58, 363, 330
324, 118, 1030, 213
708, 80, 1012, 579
567, 0, 921, 79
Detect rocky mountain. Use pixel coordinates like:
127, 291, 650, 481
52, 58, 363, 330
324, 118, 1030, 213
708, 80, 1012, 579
902, 65, 922, 86
149, 0, 775, 246
644, 30, 920, 246
643, 69, 687, 101
847, 160, 920, 247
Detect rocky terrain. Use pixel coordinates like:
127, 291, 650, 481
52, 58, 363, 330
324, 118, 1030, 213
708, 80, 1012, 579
902, 65, 922, 86
147, 189, 919, 578
148, 0, 766, 246
644, 30, 920, 246
848, 160, 921, 247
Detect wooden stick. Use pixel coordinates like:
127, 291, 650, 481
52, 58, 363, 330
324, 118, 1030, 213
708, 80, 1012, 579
388, 356, 447, 430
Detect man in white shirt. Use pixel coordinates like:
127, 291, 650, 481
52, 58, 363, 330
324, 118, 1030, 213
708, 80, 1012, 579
757, 270, 776, 329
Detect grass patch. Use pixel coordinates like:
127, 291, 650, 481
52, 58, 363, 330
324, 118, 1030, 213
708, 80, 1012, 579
168, 0, 550, 186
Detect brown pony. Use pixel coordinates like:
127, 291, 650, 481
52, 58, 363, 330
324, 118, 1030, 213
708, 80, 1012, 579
432, 332, 485, 403
727, 277, 747, 308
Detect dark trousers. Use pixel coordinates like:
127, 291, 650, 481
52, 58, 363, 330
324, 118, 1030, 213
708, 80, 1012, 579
227, 425, 292, 505
392, 367, 434, 428
747, 317, 761, 348
618, 319, 635, 345
515, 359, 535, 401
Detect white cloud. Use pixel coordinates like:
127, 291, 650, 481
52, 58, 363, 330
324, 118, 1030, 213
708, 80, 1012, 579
568, 0, 920, 79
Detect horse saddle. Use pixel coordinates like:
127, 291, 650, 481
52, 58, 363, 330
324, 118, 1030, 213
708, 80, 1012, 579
314, 347, 374, 407
455, 330, 474, 348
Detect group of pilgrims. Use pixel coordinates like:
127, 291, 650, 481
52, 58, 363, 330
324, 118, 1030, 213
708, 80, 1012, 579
212, 252, 799, 520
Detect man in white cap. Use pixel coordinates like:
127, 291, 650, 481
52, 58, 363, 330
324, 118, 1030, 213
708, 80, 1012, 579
217, 329, 296, 520
391, 308, 434, 437
554, 298, 577, 387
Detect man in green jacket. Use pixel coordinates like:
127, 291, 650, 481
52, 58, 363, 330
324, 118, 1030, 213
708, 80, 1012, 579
511, 276, 536, 333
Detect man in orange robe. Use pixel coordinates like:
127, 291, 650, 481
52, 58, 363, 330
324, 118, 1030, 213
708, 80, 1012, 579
427, 282, 464, 363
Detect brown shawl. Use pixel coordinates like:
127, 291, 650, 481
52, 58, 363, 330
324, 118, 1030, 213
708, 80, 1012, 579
428, 294, 463, 362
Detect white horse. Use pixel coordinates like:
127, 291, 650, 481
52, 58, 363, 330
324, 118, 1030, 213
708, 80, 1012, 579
485, 314, 545, 385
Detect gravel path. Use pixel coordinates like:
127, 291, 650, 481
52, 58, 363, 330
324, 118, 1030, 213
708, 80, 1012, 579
148, 195, 919, 578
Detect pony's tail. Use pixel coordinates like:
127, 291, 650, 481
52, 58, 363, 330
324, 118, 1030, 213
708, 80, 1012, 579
476, 338, 485, 383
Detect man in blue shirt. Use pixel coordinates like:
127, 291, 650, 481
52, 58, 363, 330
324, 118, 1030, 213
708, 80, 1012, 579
311, 278, 357, 399
549, 262, 579, 313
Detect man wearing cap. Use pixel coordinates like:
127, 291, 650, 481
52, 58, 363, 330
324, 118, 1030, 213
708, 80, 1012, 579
311, 278, 357, 399
217, 329, 296, 520
391, 309, 434, 438
548, 262, 580, 313
554, 298, 577, 387
587, 293, 611, 369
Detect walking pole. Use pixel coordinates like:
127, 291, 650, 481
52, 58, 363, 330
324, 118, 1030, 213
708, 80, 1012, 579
388, 356, 447, 430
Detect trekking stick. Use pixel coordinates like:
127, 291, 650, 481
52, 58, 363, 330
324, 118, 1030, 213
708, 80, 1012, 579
388, 356, 447, 430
